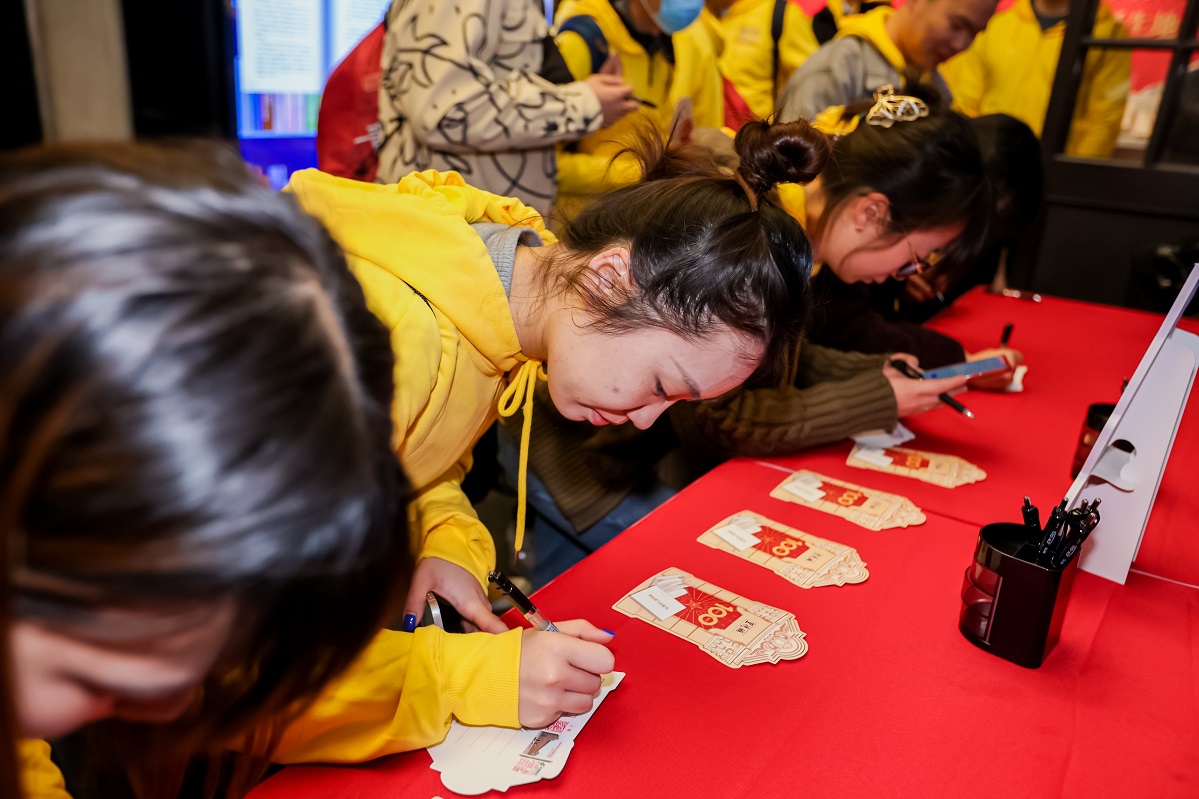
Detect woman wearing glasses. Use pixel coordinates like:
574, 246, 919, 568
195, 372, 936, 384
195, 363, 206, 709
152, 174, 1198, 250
780, 89, 1024, 387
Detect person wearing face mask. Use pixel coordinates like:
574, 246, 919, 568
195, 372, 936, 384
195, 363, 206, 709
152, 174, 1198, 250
501, 89, 1020, 586
776, 0, 997, 122
552, 0, 724, 218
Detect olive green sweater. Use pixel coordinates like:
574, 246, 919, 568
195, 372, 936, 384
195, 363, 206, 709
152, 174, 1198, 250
507, 340, 897, 531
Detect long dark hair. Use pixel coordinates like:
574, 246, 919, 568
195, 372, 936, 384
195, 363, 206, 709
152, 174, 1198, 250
545, 118, 831, 380
0, 142, 410, 797
817, 94, 991, 268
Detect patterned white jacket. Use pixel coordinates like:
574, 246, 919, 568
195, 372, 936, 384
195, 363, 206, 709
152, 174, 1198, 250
377, 0, 605, 214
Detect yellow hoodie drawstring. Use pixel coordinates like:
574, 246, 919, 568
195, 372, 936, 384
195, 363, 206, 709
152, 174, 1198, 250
497, 359, 549, 553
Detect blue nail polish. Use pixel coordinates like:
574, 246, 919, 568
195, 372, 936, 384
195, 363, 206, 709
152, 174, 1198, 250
402, 613, 418, 633
601, 629, 616, 636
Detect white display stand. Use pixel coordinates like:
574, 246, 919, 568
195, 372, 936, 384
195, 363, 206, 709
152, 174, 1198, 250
1067, 267, 1199, 584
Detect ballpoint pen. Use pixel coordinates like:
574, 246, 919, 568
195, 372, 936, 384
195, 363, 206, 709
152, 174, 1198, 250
489, 570, 560, 632
1021, 496, 1041, 539
889, 358, 975, 419
1036, 499, 1068, 564
1001, 323, 1014, 347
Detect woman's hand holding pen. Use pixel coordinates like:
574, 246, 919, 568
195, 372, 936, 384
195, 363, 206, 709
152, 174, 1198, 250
884, 354, 968, 416
519, 621, 615, 728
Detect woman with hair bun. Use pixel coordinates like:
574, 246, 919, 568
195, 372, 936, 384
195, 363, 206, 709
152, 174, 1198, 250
282, 115, 825, 752
496, 117, 846, 585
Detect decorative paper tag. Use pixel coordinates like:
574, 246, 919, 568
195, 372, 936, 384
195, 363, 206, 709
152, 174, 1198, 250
614, 568, 808, 668
852, 422, 916, 448
698, 511, 869, 588
770, 470, 926, 530
427, 672, 624, 794
846, 443, 987, 488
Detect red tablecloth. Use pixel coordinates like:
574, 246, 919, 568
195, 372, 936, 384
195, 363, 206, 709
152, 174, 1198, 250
254, 459, 1199, 798
764, 288, 1199, 585
252, 290, 1199, 798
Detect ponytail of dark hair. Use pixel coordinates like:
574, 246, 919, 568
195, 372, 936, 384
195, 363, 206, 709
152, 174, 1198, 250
0, 142, 411, 797
548, 118, 830, 380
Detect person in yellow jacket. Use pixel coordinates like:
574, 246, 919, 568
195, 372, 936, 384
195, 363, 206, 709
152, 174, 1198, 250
698, 0, 820, 122
941, 0, 1130, 158
280, 112, 833, 766
776, 0, 995, 121
554, 0, 724, 217
4, 143, 413, 796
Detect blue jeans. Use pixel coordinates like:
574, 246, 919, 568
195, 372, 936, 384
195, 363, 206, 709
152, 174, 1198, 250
497, 433, 676, 587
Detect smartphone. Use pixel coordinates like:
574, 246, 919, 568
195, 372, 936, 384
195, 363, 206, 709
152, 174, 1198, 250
923, 356, 1008, 380
422, 592, 466, 633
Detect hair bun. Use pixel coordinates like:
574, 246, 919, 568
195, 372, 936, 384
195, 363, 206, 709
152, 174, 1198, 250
733, 119, 831, 198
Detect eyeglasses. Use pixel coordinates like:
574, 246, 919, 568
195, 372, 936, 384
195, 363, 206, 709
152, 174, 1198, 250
895, 240, 940, 280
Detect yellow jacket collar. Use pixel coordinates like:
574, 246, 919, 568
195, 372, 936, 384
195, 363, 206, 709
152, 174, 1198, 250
836, 6, 907, 73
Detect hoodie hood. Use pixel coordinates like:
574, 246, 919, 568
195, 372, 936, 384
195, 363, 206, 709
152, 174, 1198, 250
287, 168, 555, 372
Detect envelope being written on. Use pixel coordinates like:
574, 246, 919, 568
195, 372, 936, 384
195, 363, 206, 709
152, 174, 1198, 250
427, 672, 624, 795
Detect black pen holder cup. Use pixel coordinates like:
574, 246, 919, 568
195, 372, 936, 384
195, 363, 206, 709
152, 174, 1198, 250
958, 522, 1078, 669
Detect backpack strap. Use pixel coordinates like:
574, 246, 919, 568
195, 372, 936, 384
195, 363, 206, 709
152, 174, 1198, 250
771, 0, 787, 101
558, 15, 610, 75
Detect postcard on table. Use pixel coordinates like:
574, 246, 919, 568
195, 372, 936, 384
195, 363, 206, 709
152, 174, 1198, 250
769, 469, 925, 530
613, 567, 807, 668
847, 444, 986, 488
426, 672, 624, 795
698, 510, 868, 588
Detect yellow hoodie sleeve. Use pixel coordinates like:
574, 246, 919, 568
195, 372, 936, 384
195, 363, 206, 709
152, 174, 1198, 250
19, 741, 71, 799
273, 627, 522, 763
414, 452, 496, 587
1066, 41, 1130, 159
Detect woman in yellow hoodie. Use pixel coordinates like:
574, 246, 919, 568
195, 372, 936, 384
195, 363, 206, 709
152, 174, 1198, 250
279, 115, 830, 764
4, 143, 411, 797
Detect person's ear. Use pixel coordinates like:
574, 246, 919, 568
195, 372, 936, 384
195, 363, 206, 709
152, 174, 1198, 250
584, 246, 634, 296
850, 192, 892, 234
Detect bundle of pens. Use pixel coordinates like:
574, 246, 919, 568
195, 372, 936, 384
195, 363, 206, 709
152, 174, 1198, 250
1020, 496, 1101, 570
